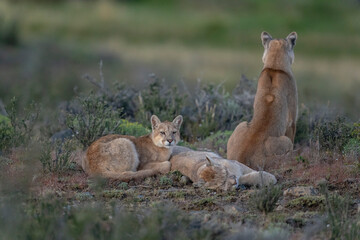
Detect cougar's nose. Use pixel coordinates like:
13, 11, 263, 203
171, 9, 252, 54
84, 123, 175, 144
167, 139, 173, 143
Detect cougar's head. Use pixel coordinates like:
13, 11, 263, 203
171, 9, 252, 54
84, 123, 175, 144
261, 31, 297, 66
198, 156, 238, 191
150, 115, 183, 148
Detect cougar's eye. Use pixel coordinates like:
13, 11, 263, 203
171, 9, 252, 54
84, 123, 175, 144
160, 131, 165, 135
172, 131, 177, 134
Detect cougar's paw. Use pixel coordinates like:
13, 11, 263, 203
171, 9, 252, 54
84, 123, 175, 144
193, 179, 205, 188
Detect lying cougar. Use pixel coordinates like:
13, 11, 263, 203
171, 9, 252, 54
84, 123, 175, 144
170, 147, 277, 190
83, 115, 183, 181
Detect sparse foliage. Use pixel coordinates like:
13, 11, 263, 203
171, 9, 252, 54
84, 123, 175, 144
85, 70, 255, 141
0, 97, 39, 151
194, 130, 233, 156
252, 184, 282, 214
159, 176, 173, 186
313, 117, 353, 152
39, 139, 76, 173
135, 75, 185, 128
320, 185, 360, 240
114, 119, 150, 137
66, 92, 123, 148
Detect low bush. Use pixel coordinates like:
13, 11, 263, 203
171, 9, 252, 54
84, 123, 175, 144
294, 105, 311, 144
39, 139, 76, 173
351, 122, 360, 140
252, 184, 282, 214
0, 97, 39, 152
320, 185, 360, 240
66, 92, 123, 148
312, 116, 353, 152
182, 75, 255, 141
85, 70, 255, 141
0, 115, 13, 152
343, 138, 360, 159
159, 176, 173, 186
134, 75, 186, 129
114, 119, 150, 137
194, 130, 233, 156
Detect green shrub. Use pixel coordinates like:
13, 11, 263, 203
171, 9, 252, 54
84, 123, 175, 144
313, 117, 352, 152
320, 186, 359, 240
1, 97, 39, 151
286, 196, 325, 210
343, 138, 360, 159
351, 122, 360, 140
295, 106, 311, 144
295, 155, 309, 166
114, 119, 150, 137
159, 176, 173, 186
66, 92, 123, 148
252, 184, 282, 214
102, 189, 126, 199
39, 139, 76, 173
135, 75, 185, 129
83, 69, 255, 142
0, 115, 13, 152
184, 75, 255, 141
194, 130, 233, 156
117, 182, 129, 190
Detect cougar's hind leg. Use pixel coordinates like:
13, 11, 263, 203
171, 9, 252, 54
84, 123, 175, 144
141, 161, 171, 174
227, 121, 248, 160
265, 136, 293, 156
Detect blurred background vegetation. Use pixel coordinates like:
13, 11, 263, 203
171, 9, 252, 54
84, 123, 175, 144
0, 0, 359, 119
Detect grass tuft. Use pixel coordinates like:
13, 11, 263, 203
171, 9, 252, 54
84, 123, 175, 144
252, 185, 282, 214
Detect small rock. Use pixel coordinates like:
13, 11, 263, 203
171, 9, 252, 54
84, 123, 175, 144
283, 186, 318, 197
180, 176, 191, 185
203, 213, 211, 222
276, 205, 284, 211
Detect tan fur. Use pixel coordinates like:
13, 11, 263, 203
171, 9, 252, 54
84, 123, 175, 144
170, 147, 277, 190
84, 115, 183, 181
227, 32, 298, 170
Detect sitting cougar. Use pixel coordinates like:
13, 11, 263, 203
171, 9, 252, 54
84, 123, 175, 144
227, 31, 298, 170
83, 115, 183, 181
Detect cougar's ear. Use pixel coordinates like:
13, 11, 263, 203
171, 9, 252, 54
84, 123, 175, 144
227, 175, 237, 185
286, 32, 297, 49
205, 156, 213, 167
172, 115, 183, 129
150, 115, 161, 130
261, 31, 272, 48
